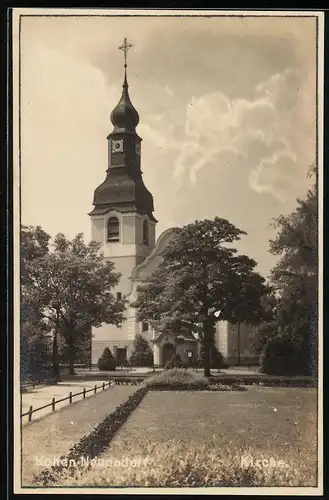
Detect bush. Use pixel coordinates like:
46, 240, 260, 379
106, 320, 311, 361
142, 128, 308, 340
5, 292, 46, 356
129, 335, 153, 367
97, 348, 117, 371
260, 337, 300, 375
198, 341, 228, 370
145, 368, 209, 390
211, 348, 228, 369
165, 352, 183, 370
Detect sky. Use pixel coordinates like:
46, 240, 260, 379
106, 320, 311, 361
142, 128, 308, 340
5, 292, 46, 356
19, 13, 318, 278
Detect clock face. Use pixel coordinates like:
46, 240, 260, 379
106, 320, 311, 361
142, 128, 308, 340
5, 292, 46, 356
135, 142, 141, 155
112, 139, 123, 153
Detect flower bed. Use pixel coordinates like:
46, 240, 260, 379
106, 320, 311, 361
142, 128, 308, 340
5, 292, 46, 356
35, 387, 148, 486
145, 369, 210, 391
111, 378, 144, 385
209, 375, 316, 387
108, 373, 316, 388
144, 369, 246, 391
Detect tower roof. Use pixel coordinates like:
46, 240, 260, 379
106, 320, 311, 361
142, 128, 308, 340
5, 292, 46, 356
90, 38, 156, 221
110, 68, 139, 133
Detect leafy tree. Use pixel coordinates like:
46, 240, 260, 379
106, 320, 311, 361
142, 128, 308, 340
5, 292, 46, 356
129, 334, 153, 367
21, 226, 52, 382
133, 218, 270, 377
23, 232, 126, 379
260, 166, 318, 375
21, 225, 51, 285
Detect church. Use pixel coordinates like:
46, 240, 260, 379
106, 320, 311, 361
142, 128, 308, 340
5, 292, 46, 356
88, 40, 258, 368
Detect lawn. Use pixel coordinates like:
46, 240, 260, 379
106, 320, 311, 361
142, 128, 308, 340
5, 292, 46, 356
60, 386, 318, 487
21, 385, 139, 486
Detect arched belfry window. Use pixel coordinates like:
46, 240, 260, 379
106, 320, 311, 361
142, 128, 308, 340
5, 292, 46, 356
143, 219, 148, 245
107, 217, 120, 242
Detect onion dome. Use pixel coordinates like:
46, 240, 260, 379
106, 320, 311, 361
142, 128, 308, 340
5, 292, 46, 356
110, 67, 139, 132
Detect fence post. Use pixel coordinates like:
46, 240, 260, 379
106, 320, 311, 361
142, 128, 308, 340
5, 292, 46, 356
52, 397, 55, 412
69, 392, 72, 403
94, 385, 97, 394
102, 382, 105, 391
83, 388, 86, 399
28, 406, 33, 422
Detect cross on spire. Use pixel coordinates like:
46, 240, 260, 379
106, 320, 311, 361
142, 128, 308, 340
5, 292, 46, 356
118, 37, 133, 68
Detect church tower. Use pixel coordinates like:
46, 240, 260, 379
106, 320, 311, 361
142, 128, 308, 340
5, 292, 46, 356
89, 39, 157, 363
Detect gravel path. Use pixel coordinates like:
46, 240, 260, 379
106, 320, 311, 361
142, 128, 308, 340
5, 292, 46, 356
21, 385, 138, 487
21, 380, 115, 424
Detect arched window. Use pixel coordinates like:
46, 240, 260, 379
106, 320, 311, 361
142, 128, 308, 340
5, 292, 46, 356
107, 217, 119, 242
143, 219, 148, 245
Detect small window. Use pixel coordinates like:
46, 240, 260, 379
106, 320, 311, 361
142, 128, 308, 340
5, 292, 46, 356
117, 292, 122, 301
141, 321, 149, 332
107, 217, 119, 242
143, 220, 148, 245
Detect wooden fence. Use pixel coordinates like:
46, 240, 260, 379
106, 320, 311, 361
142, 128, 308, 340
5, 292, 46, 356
21, 381, 113, 423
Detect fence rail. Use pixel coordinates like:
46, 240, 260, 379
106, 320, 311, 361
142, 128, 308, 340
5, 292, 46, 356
21, 381, 113, 423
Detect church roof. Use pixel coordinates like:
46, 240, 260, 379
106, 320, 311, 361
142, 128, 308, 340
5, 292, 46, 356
89, 174, 156, 220
151, 330, 198, 344
130, 227, 180, 280
89, 42, 155, 220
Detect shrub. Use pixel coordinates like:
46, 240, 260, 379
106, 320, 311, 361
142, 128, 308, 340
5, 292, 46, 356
165, 352, 183, 370
145, 368, 209, 390
211, 348, 227, 369
97, 348, 117, 371
260, 337, 300, 375
198, 341, 228, 370
129, 335, 153, 367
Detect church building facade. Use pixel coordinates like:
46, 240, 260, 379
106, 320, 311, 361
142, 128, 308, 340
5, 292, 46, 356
89, 45, 258, 367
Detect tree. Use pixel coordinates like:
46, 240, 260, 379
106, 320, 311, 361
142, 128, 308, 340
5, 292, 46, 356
133, 218, 271, 377
129, 334, 153, 367
260, 166, 318, 375
24, 232, 126, 379
21, 226, 52, 382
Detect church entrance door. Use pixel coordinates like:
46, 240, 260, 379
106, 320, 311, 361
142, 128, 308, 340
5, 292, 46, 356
162, 343, 176, 366
116, 348, 127, 366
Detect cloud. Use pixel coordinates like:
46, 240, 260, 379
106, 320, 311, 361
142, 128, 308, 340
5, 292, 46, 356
249, 149, 298, 202
153, 67, 314, 202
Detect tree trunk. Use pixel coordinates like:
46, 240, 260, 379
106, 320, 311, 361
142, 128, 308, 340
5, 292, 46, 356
52, 322, 60, 382
67, 327, 76, 375
203, 319, 213, 377
68, 351, 75, 375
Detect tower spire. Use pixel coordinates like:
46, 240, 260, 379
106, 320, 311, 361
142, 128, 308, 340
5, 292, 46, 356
110, 37, 139, 132
118, 37, 132, 89
118, 37, 133, 69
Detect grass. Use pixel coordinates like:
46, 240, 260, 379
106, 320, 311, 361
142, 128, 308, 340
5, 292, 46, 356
21, 385, 139, 486
57, 386, 318, 487
61, 439, 317, 487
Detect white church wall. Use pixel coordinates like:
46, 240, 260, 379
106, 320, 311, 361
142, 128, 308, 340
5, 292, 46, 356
216, 321, 229, 358
91, 217, 104, 243
122, 215, 136, 244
